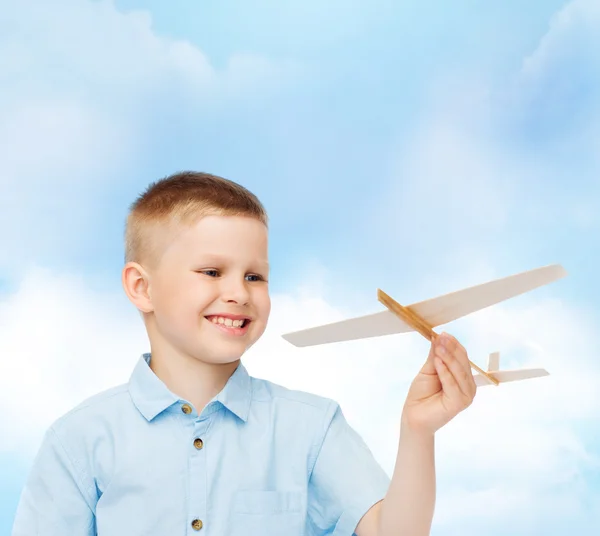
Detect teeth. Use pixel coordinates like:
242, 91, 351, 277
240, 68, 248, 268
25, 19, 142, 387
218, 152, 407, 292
209, 316, 246, 328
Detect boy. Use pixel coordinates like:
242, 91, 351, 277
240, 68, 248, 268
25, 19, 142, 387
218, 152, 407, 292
11, 171, 477, 535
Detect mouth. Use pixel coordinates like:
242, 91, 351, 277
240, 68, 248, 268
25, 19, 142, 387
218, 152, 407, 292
204, 314, 252, 335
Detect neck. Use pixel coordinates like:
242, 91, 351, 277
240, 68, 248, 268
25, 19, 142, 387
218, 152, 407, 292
149, 347, 240, 414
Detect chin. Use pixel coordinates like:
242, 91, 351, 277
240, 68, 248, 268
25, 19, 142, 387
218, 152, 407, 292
211, 355, 244, 367
200, 348, 246, 365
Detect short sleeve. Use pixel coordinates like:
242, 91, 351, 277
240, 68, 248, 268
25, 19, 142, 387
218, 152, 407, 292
307, 402, 390, 535
11, 427, 97, 536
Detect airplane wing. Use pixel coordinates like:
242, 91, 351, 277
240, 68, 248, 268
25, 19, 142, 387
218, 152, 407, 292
281, 310, 414, 347
473, 368, 549, 387
282, 264, 567, 347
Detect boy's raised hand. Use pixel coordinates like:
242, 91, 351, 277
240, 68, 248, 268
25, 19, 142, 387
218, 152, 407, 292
401, 333, 477, 435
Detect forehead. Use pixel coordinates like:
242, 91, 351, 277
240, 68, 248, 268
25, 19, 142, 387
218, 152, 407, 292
164, 214, 268, 264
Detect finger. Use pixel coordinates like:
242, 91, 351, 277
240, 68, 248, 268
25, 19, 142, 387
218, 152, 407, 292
419, 335, 439, 376
442, 333, 469, 368
440, 333, 476, 397
449, 336, 473, 376
436, 336, 475, 401
433, 355, 464, 407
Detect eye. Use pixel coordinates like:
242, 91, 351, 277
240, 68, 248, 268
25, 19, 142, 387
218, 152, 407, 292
246, 274, 267, 282
196, 270, 267, 282
198, 269, 219, 277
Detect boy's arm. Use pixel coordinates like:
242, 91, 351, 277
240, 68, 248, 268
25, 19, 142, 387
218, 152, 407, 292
306, 402, 390, 536
357, 333, 476, 536
12, 427, 97, 536
355, 423, 435, 536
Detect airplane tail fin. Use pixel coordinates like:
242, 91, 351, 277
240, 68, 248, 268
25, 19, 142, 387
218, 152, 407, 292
473, 351, 550, 387
487, 351, 500, 371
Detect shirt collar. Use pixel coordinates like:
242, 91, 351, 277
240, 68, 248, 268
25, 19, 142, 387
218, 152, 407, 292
214, 359, 252, 422
128, 353, 252, 422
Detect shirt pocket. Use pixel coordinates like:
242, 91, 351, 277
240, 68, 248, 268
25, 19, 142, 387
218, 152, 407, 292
229, 490, 304, 535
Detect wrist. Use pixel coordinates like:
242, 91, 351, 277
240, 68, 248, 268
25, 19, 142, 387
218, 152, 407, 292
400, 413, 436, 441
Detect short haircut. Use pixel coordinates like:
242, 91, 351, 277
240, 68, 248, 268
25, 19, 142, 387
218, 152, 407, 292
124, 171, 268, 269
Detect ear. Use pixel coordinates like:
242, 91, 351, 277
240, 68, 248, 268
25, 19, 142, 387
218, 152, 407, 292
122, 262, 154, 313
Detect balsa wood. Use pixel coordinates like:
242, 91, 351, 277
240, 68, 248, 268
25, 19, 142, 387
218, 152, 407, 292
405, 264, 567, 328
281, 264, 567, 347
473, 365, 549, 387
281, 264, 565, 389
377, 289, 499, 386
487, 352, 500, 372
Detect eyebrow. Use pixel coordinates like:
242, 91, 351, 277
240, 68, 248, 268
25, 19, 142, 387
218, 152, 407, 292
195, 254, 269, 270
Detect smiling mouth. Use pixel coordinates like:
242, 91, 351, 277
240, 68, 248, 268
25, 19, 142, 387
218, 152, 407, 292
204, 315, 251, 329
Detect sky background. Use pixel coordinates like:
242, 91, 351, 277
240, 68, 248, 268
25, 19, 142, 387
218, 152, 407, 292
1, 0, 599, 534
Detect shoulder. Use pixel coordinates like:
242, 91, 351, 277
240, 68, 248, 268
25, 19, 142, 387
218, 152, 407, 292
249, 374, 339, 418
50, 383, 131, 434
245, 375, 345, 448
26, 383, 133, 502
63, 382, 130, 414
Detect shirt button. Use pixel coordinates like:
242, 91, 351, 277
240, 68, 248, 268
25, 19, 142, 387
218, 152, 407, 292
194, 438, 204, 450
181, 404, 192, 414
191, 519, 203, 530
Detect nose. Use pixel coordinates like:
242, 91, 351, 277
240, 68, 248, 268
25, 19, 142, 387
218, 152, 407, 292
219, 276, 251, 305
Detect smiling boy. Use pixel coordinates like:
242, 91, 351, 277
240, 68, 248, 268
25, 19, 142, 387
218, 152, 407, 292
12, 171, 477, 536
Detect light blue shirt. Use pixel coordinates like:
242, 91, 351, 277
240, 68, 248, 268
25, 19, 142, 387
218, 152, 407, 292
12, 354, 390, 535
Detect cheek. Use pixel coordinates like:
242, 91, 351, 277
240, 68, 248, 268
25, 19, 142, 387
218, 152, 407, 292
157, 281, 203, 315
257, 290, 271, 317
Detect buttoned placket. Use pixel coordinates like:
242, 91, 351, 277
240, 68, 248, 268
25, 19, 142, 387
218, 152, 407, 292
179, 401, 217, 534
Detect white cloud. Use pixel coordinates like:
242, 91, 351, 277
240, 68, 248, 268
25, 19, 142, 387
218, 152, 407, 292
0, 0, 210, 187
0, 0, 302, 269
356, 6, 600, 526
1, 0, 299, 105
383, 117, 512, 236
0, 266, 147, 454
1, 1, 599, 533
519, 0, 600, 83
367, 0, 600, 264
360, 3, 600, 521
2, 262, 597, 533
513, 0, 600, 179
264, 277, 600, 531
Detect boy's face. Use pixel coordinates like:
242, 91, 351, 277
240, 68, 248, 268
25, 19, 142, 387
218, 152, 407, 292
141, 214, 271, 366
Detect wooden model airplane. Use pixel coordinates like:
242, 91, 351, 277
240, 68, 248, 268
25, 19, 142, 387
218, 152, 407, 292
281, 264, 567, 386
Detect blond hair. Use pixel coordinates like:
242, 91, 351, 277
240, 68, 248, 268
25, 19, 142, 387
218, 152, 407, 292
124, 171, 268, 269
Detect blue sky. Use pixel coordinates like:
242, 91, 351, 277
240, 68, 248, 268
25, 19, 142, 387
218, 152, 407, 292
1, 0, 599, 534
